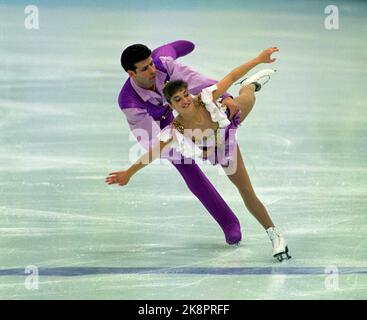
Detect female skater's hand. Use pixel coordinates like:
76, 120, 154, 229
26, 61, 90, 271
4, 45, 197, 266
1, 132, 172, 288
256, 47, 279, 64
105, 170, 131, 186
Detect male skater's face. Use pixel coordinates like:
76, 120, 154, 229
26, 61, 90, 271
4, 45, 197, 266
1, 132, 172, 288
129, 56, 157, 90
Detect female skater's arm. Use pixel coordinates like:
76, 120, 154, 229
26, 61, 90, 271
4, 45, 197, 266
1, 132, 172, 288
212, 47, 279, 101
105, 138, 172, 186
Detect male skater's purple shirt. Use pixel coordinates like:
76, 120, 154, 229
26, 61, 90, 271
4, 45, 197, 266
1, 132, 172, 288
119, 41, 230, 151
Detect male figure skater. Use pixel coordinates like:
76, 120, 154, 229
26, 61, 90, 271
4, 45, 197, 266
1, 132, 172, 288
116, 40, 242, 245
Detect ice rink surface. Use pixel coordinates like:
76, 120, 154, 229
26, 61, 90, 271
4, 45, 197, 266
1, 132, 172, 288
0, 0, 366, 299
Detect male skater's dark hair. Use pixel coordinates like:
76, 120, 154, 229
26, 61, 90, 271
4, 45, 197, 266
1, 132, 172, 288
120, 44, 152, 72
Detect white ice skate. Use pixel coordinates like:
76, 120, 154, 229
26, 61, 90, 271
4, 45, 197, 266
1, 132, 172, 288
236, 69, 276, 92
266, 227, 291, 262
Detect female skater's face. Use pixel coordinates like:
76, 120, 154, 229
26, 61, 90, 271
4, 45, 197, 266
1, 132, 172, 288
169, 88, 193, 114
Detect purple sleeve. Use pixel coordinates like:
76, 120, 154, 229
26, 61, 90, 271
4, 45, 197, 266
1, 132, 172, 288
160, 56, 233, 99
122, 108, 161, 151
152, 40, 195, 60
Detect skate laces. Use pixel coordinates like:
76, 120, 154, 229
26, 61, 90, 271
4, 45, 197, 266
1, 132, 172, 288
267, 227, 281, 244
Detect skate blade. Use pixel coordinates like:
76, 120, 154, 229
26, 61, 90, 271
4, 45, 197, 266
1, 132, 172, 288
274, 246, 292, 262
235, 78, 247, 86
235, 69, 277, 86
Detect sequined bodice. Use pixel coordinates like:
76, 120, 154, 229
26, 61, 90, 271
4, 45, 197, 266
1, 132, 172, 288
172, 95, 221, 147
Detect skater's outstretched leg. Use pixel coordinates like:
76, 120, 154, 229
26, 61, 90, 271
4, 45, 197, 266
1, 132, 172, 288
222, 145, 291, 260
223, 145, 274, 229
173, 159, 242, 245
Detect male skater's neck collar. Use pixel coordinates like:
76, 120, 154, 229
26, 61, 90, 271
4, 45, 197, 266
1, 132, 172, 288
130, 70, 166, 102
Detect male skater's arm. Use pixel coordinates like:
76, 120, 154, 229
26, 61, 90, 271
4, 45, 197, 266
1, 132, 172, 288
159, 54, 238, 118
152, 39, 237, 110
153, 40, 226, 95
122, 108, 161, 151
152, 40, 195, 60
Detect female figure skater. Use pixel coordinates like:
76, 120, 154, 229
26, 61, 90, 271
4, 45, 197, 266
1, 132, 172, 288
106, 47, 291, 261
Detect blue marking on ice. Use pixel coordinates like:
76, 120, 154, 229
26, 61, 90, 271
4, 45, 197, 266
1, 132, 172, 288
1, 267, 366, 277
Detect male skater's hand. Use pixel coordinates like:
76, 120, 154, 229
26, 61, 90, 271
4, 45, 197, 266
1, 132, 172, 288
105, 171, 131, 186
222, 97, 240, 120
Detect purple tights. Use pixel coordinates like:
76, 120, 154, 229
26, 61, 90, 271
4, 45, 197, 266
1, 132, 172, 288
172, 160, 242, 245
